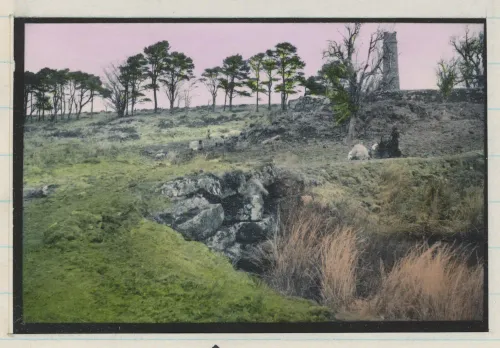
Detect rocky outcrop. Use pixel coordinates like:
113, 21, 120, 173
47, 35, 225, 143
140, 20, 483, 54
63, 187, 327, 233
151, 166, 304, 273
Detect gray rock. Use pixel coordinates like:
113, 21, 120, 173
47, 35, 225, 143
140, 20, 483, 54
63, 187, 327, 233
223, 242, 244, 264
159, 174, 223, 199
108, 132, 140, 142
204, 215, 277, 266
222, 193, 264, 222
154, 195, 224, 241
206, 226, 238, 252
24, 184, 58, 200
176, 204, 224, 241
240, 194, 264, 221
205, 226, 245, 264
155, 153, 167, 160
235, 216, 276, 244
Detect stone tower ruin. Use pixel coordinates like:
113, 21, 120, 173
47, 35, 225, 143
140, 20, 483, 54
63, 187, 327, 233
382, 31, 400, 90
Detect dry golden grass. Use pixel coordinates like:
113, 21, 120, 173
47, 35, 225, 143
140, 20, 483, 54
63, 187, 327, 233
319, 227, 361, 310
261, 203, 327, 298
363, 243, 483, 320
261, 202, 484, 321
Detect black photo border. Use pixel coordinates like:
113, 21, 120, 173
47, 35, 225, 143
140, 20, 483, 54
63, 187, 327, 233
12, 17, 489, 335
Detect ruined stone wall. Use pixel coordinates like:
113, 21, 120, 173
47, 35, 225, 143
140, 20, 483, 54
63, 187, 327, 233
366, 88, 485, 104
288, 95, 331, 112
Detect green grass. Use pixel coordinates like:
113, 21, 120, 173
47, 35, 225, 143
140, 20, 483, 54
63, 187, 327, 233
24, 219, 331, 323
23, 120, 332, 323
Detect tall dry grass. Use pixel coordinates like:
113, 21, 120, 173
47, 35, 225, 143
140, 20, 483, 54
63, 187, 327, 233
259, 200, 484, 321
364, 243, 483, 320
319, 227, 362, 310
260, 202, 328, 299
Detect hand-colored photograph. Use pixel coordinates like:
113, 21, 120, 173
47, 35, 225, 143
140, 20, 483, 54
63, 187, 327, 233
17, 20, 486, 329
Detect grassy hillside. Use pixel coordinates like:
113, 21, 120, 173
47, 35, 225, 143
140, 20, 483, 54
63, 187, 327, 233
22, 103, 485, 322
309, 151, 485, 239
23, 154, 331, 323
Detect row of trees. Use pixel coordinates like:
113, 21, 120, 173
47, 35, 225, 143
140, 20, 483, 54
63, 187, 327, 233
436, 27, 485, 97
200, 43, 306, 113
102, 40, 307, 117
24, 40, 309, 120
24, 68, 104, 122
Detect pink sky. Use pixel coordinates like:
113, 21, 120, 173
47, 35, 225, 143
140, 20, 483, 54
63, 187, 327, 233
25, 22, 483, 111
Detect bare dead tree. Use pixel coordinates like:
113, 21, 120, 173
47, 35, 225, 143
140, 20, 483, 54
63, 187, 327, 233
322, 23, 389, 143
450, 26, 484, 88
181, 80, 199, 111
176, 94, 183, 109
101, 63, 127, 118
200, 67, 222, 112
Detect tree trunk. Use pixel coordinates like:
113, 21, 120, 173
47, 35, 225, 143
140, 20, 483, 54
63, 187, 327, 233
212, 94, 216, 112
91, 96, 94, 117
268, 85, 272, 110
61, 88, 66, 119
77, 102, 82, 120
256, 89, 259, 112
346, 115, 357, 144
153, 80, 158, 113
59, 99, 63, 121
281, 72, 286, 111
169, 97, 175, 113
229, 78, 235, 111
223, 91, 227, 111
124, 88, 129, 116
24, 92, 28, 119
169, 85, 175, 114
29, 94, 34, 121
67, 97, 73, 120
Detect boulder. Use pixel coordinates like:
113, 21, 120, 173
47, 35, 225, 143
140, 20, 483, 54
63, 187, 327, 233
158, 174, 223, 200
24, 184, 58, 200
222, 193, 264, 222
205, 226, 238, 253
205, 216, 277, 268
235, 216, 276, 244
153, 195, 224, 241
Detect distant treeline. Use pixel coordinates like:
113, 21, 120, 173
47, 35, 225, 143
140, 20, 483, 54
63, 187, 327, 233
24, 40, 312, 122
24, 69, 105, 122
24, 23, 484, 140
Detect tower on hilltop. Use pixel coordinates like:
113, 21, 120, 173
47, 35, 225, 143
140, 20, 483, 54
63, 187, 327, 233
382, 31, 400, 90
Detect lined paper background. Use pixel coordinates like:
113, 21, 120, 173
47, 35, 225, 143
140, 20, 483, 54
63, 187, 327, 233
0, 0, 499, 347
